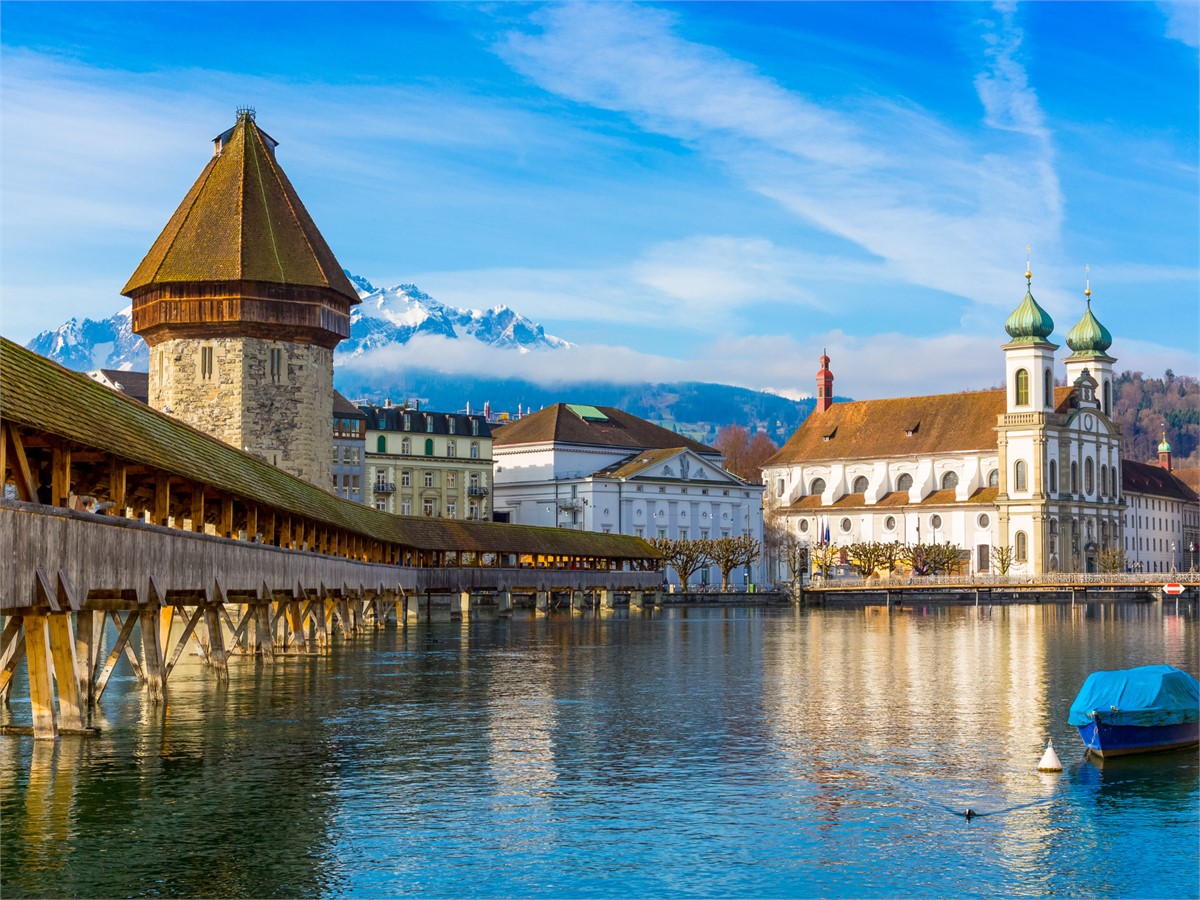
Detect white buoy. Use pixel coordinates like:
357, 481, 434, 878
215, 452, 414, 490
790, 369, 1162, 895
1037, 738, 1063, 772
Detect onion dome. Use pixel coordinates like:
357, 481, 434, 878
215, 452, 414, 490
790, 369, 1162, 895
1066, 298, 1113, 356
1159, 436, 1172, 454
1004, 270, 1055, 343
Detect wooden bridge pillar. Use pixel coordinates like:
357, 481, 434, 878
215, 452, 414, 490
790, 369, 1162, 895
599, 589, 615, 612
254, 603, 274, 663
0, 615, 25, 705
287, 600, 307, 653
139, 608, 167, 703
455, 592, 472, 621
202, 604, 228, 677
570, 590, 587, 614
496, 591, 513, 616
24, 615, 57, 739
47, 613, 86, 732
534, 591, 550, 616
628, 591, 644, 610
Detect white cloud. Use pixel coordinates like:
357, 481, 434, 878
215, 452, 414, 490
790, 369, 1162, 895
1158, 1, 1200, 48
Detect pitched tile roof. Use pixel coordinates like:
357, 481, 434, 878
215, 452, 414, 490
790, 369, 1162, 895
333, 391, 366, 420
94, 369, 149, 404
492, 404, 715, 455
765, 387, 1075, 466
121, 113, 358, 304
1, 338, 655, 559
1122, 459, 1199, 503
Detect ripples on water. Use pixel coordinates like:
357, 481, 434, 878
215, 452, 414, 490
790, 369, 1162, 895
2, 603, 1197, 899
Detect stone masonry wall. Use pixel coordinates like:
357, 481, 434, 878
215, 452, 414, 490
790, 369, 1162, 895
148, 337, 333, 490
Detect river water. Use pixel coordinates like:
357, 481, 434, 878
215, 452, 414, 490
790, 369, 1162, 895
2, 602, 1197, 899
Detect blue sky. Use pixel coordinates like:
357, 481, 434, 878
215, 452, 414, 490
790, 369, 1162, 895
2, 1, 1196, 400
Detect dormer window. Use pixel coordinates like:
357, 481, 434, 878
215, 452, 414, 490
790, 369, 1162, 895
905, 421, 920, 437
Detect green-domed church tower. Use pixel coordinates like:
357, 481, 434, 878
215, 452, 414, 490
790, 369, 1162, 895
1063, 273, 1116, 417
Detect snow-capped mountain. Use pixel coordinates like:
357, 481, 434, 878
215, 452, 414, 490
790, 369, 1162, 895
25, 305, 147, 371
342, 275, 570, 357
24, 272, 569, 371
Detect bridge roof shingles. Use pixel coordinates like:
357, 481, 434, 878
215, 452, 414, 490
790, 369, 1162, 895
1, 339, 655, 559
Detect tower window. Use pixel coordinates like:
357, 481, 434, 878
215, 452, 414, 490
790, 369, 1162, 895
1085, 458, 1094, 495
1070, 461, 1078, 493
1049, 459, 1058, 492
1015, 368, 1030, 406
269, 347, 284, 384
1044, 368, 1053, 407
201, 346, 215, 381
1015, 531, 1028, 562
1014, 460, 1027, 491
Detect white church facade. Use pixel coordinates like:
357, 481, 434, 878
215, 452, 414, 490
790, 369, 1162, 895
763, 271, 1138, 577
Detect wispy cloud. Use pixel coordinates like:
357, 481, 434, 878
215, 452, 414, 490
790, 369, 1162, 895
496, 2, 1066, 318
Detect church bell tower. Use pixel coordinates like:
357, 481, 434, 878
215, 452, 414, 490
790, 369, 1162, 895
123, 109, 359, 489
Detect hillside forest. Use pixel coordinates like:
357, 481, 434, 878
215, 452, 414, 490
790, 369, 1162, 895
1113, 370, 1199, 466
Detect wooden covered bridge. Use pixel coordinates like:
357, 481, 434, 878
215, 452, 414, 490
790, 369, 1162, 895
1, 338, 662, 738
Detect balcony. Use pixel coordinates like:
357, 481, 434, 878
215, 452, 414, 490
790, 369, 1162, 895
374, 481, 396, 494
467, 485, 490, 497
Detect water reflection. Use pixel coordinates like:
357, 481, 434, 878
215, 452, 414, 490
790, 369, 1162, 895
1, 604, 1196, 899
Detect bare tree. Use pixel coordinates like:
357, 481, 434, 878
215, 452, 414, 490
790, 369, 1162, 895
714, 425, 778, 484
991, 544, 1015, 575
708, 534, 762, 589
811, 541, 840, 577
1097, 546, 1126, 574
649, 537, 712, 591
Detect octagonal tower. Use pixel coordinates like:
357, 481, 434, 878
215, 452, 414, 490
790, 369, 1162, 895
123, 109, 359, 488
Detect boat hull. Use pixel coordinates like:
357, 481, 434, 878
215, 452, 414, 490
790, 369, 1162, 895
1076, 720, 1200, 758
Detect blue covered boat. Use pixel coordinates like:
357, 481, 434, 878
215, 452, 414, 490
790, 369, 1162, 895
1069, 665, 1200, 757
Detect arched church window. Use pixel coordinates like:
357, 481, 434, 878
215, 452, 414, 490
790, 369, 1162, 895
852, 476, 869, 493
1015, 368, 1030, 406
1085, 458, 1094, 495
1014, 460, 1027, 491
1044, 367, 1053, 407
376, 435, 387, 453
1070, 461, 1078, 493
987, 469, 999, 488
941, 471, 959, 490
1100, 464, 1108, 497
896, 473, 913, 492
1049, 459, 1058, 493
1015, 531, 1028, 562
810, 478, 826, 496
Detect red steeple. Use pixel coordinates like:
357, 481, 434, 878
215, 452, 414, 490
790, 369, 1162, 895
816, 349, 834, 413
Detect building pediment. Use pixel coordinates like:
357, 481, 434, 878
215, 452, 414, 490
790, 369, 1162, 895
596, 447, 743, 485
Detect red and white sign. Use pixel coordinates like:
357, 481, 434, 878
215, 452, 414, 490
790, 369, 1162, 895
1162, 583, 1186, 595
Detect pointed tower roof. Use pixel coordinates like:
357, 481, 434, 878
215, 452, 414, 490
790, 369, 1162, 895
1004, 266, 1054, 344
122, 109, 358, 303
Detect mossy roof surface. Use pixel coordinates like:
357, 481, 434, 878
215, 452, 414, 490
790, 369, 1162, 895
121, 115, 358, 303
1, 339, 656, 558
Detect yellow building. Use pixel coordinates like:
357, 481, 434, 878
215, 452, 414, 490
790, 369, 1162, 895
362, 403, 493, 520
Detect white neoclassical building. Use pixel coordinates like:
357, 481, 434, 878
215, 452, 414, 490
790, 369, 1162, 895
492, 403, 766, 587
763, 272, 1134, 577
